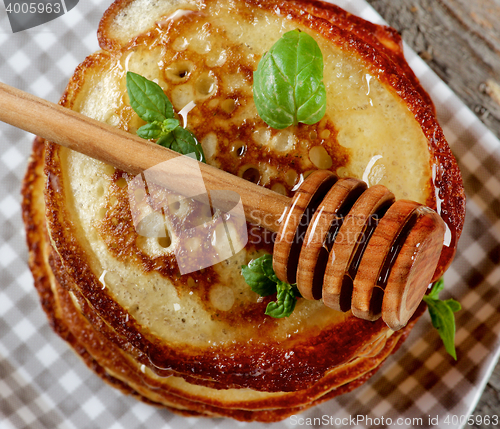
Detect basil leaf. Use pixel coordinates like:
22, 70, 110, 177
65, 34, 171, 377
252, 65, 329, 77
445, 299, 462, 313
423, 279, 461, 360
242, 254, 302, 318
241, 255, 276, 297
261, 254, 280, 284
137, 119, 180, 140
137, 122, 163, 140
126, 71, 175, 123
426, 277, 445, 300
162, 118, 180, 132
425, 299, 458, 360
265, 282, 301, 318
126, 73, 206, 164
157, 126, 206, 163
253, 29, 327, 129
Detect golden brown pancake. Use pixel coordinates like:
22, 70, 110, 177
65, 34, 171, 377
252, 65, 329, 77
24, 136, 420, 422
22, 0, 465, 421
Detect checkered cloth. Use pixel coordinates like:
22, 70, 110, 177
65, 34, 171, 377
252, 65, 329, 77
1, 1, 499, 428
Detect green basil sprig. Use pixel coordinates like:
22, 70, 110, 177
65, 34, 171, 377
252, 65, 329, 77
242, 254, 301, 318
253, 29, 327, 130
423, 278, 461, 360
126, 72, 205, 163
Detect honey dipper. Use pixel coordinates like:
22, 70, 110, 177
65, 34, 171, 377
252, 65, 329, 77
0, 82, 445, 331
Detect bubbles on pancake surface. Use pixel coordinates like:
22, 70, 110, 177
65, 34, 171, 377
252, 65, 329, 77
239, 165, 261, 184
158, 236, 171, 248
97, 206, 107, 220
309, 146, 333, 170
230, 141, 246, 157
105, 113, 121, 127
96, 185, 105, 198
201, 133, 218, 161
271, 183, 287, 196
221, 98, 236, 114
165, 60, 194, 83
320, 129, 331, 139
115, 177, 128, 189
171, 84, 195, 110
172, 36, 189, 51
271, 129, 296, 152
252, 128, 271, 146
104, 165, 115, 176
285, 169, 298, 187
206, 49, 228, 68
195, 72, 217, 98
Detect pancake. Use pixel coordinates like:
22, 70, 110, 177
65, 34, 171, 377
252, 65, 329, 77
22, 0, 465, 421
25, 136, 419, 422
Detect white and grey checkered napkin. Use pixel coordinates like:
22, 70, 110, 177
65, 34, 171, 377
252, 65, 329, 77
1, 1, 500, 428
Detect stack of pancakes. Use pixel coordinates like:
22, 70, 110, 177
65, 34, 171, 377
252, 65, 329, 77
22, 0, 465, 422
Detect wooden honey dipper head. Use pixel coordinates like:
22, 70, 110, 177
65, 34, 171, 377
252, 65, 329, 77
273, 170, 446, 331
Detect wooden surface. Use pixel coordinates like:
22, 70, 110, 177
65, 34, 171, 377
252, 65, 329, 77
366, 0, 500, 139
365, 0, 500, 426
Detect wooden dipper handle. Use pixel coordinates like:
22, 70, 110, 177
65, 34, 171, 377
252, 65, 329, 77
0, 83, 445, 330
0, 82, 289, 232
